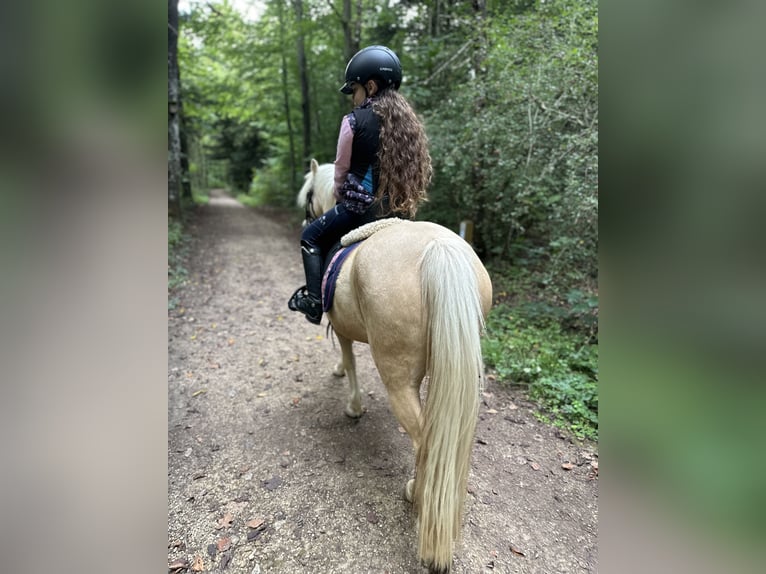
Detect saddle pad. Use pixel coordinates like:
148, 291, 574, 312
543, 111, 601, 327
321, 241, 362, 312
340, 217, 408, 246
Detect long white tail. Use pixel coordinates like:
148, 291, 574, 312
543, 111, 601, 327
415, 237, 485, 572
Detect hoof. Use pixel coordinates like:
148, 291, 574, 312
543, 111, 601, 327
404, 478, 415, 503
344, 404, 364, 419
332, 363, 346, 377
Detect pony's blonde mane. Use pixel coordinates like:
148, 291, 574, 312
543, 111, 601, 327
297, 159, 336, 216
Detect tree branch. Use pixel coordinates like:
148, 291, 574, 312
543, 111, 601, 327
325, 0, 342, 20
532, 94, 587, 128
423, 40, 472, 86
206, 2, 224, 17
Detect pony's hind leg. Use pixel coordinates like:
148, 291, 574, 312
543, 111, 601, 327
374, 356, 424, 502
337, 334, 363, 418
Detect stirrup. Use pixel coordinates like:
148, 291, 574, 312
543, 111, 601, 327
287, 286, 322, 324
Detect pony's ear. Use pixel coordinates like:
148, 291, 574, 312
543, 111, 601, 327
310, 158, 319, 175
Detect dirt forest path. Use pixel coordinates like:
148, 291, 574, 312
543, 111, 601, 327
168, 190, 598, 574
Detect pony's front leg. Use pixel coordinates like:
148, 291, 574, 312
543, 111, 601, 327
337, 334, 363, 418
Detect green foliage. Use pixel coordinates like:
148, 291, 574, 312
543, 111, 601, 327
418, 0, 598, 295
236, 193, 259, 208
247, 157, 297, 208
208, 117, 265, 193
482, 274, 598, 441
168, 217, 189, 293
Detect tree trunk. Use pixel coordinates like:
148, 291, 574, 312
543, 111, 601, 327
293, 0, 311, 170
353, 0, 361, 56
342, 0, 353, 63
180, 117, 192, 200
431, 0, 441, 37
337, 0, 360, 64
278, 1, 297, 190
168, 0, 183, 217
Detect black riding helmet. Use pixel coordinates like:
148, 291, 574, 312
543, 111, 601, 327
339, 45, 402, 94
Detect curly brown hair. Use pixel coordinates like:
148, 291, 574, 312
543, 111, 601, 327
372, 89, 432, 218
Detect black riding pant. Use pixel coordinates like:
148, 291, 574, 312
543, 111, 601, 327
300, 203, 378, 253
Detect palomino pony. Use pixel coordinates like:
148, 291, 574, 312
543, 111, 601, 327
297, 159, 492, 572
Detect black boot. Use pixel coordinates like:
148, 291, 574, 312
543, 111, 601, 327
287, 246, 323, 324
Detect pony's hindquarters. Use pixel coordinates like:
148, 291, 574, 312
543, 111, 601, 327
329, 221, 491, 571
414, 236, 489, 573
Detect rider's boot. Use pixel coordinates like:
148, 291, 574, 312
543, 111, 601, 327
288, 246, 323, 324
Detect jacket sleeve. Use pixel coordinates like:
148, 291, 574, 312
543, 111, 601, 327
333, 114, 354, 201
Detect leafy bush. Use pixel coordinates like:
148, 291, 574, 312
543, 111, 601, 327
246, 157, 298, 208
482, 298, 598, 441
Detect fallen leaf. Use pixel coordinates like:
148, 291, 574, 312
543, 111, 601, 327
397, 426, 407, 434
191, 555, 204, 572
561, 462, 575, 470
191, 389, 207, 397
529, 462, 540, 471
228, 338, 235, 345
246, 518, 265, 530
215, 512, 234, 530
507, 403, 518, 410
220, 551, 232, 570
247, 528, 265, 542
486, 408, 498, 415
510, 543, 526, 557
291, 397, 301, 405
168, 539, 185, 550
216, 537, 231, 552
257, 392, 267, 398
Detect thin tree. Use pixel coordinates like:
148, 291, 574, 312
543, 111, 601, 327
278, 1, 297, 191
168, 0, 183, 216
293, 0, 311, 170
326, 0, 359, 63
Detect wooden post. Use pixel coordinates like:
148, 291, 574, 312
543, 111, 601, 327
459, 220, 474, 245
